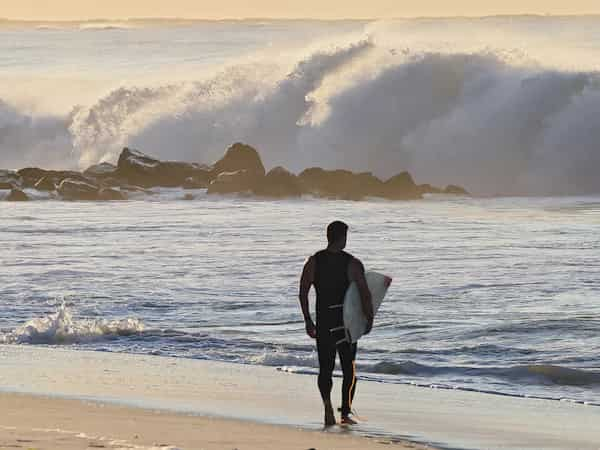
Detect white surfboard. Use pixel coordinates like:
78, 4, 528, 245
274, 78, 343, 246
343, 271, 392, 343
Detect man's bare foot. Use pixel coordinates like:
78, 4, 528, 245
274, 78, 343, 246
324, 402, 336, 427
341, 414, 358, 425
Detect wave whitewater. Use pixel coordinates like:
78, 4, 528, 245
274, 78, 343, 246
0, 303, 144, 345
2, 304, 599, 403
2, 31, 600, 196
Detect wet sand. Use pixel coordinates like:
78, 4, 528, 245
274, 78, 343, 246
0, 393, 424, 450
1, 345, 600, 449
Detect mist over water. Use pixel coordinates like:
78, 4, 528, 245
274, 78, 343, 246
2, 17, 600, 194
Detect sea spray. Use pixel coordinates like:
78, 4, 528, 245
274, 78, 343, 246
0, 302, 145, 345
2, 20, 600, 195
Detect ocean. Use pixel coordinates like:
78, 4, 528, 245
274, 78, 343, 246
1, 194, 600, 405
1, 17, 600, 408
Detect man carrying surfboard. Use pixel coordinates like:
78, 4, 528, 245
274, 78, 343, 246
298, 220, 374, 426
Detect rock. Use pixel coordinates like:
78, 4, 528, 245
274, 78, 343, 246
183, 193, 195, 201
212, 143, 266, 178
57, 178, 100, 201
16, 168, 48, 188
253, 167, 304, 198
299, 168, 384, 200
6, 143, 467, 202
120, 184, 150, 194
418, 184, 443, 195
206, 143, 268, 195
17, 168, 87, 189
207, 170, 257, 195
355, 172, 387, 198
5, 188, 29, 201
84, 162, 118, 179
96, 177, 124, 188
117, 148, 211, 188
182, 176, 209, 189
444, 184, 470, 196
97, 187, 126, 201
34, 176, 57, 191
0, 181, 15, 190
0, 170, 21, 189
381, 172, 422, 200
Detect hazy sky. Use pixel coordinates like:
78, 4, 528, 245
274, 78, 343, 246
3, 0, 600, 20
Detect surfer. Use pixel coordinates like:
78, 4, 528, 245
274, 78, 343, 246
299, 220, 373, 426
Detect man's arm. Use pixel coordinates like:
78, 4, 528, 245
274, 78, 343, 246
349, 258, 374, 334
299, 256, 317, 339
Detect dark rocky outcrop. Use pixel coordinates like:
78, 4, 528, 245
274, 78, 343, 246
15, 168, 47, 188
117, 148, 211, 188
0, 170, 21, 190
444, 184, 470, 196
34, 176, 58, 192
57, 178, 100, 201
119, 184, 151, 194
182, 175, 210, 189
98, 187, 127, 201
207, 170, 257, 195
17, 168, 88, 190
84, 162, 118, 179
5, 188, 29, 201
211, 143, 266, 178
417, 184, 443, 195
84, 163, 123, 188
253, 167, 304, 198
381, 172, 422, 200
299, 168, 387, 200
6, 143, 468, 202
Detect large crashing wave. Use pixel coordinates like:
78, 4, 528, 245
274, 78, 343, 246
0, 100, 75, 169
2, 37, 600, 195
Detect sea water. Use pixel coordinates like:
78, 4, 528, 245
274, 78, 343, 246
1, 17, 600, 406
1, 194, 599, 405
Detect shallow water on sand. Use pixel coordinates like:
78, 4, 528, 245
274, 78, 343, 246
1, 194, 600, 404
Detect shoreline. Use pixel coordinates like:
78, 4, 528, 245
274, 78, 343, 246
0, 392, 421, 450
1, 345, 600, 449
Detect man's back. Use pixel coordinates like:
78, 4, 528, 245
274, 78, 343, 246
314, 250, 352, 311
313, 249, 353, 344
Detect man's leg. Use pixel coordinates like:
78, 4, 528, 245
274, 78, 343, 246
338, 341, 358, 421
317, 336, 337, 426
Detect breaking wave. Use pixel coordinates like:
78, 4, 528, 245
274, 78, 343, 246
78, 23, 135, 31
248, 348, 319, 368
2, 22, 600, 195
365, 360, 600, 387
0, 99, 75, 169
0, 303, 145, 345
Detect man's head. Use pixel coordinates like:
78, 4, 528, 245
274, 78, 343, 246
327, 221, 348, 249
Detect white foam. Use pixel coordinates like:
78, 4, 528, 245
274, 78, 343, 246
2, 21, 600, 195
0, 303, 144, 345
248, 348, 319, 368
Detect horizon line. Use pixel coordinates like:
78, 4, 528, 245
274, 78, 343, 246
2, 13, 600, 23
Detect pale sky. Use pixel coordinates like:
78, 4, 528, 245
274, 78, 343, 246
3, 0, 600, 20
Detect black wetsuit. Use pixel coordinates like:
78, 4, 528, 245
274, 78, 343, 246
313, 249, 357, 417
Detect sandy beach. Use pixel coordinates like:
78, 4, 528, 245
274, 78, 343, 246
1, 345, 600, 449
0, 393, 423, 450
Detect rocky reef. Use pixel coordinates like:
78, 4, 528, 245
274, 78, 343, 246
0, 143, 468, 201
